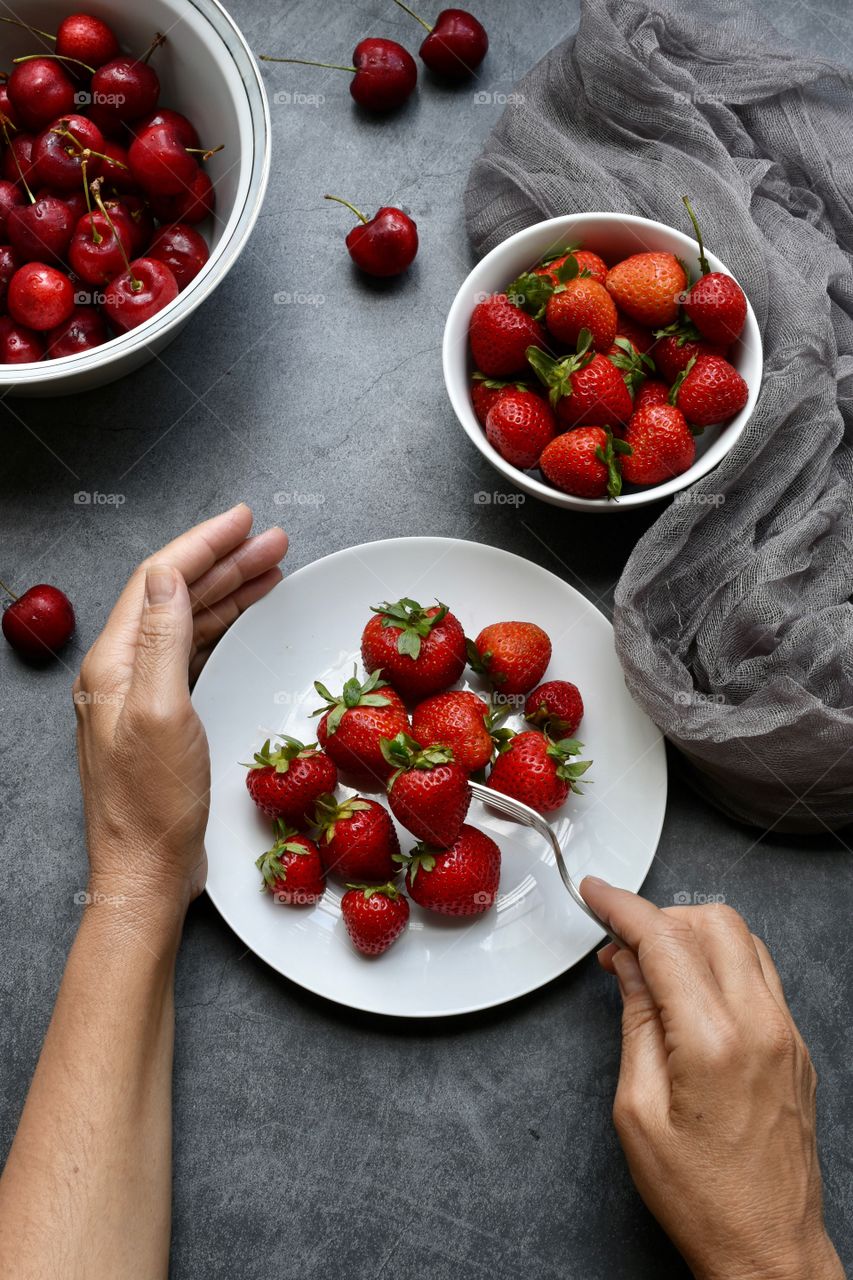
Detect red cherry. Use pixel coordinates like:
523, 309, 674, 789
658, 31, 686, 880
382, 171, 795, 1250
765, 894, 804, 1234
56, 14, 121, 69
394, 3, 488, 78
85, 102, 128, 141
261, 38, 417, 113
0, 245, 21, 311
44, 187, 89, 224
104, 196, 155, 254
7, 194, 75, 264
46, 304, 108, 357
0, 315, 45, 362
69, 210, 135, 285
1, 582, 75, 661
31, 114, 105, 191
7, 262, 75, 330
133, 109, 200, 150
149, 168, 214, 224
0, 180, 25, 239
147, 222, 209, 290
0, 84, 20, 129
2, 134, 36, 190
101, 256, 178, 332
7, 59, 77, 132
99, 140, 138, 194
128, 124, 198, 195
91, 56, 160, 123
324, 194, 418, 277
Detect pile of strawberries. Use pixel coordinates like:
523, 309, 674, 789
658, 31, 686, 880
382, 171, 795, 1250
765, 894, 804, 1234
243, 597, 590, 957
0, 13, 216, 364
468, 200, 750, 499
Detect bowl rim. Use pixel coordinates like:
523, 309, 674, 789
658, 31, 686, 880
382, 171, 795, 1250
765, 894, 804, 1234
442, 211, 763, 513
0, 0, 272, 387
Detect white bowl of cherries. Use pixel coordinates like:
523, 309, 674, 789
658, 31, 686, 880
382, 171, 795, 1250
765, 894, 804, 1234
0, 1, 270, 396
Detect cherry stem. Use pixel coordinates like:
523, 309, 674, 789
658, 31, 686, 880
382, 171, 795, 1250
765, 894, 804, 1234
13, 51, 95, 74
682, 196, 710, 277
92, 179, 139, 288
52, 122, 129, 169
186, 143, 224, 161
0, 577, 19, 601
140, 32, 166, 65
81, 162, 102, 242
324, 193, 369, 224
259, 55, 356, 74
0, 15, 56, 42
392, 0, 433, 32
2, 119, 34, 202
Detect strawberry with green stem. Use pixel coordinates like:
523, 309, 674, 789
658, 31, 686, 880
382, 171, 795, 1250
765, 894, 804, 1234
487, 730, 592, 813
681, 196, 747, 345
395, 824, 501, 916
469, 293, 547, 377
527, 329, 633, 429
669, 353, 748, 428
341, 882, 409, 955
410, 689, 510, 773
244, 735, 338, 822
607, 335, 656, 393
313, 792, 401, 880
313, 667, 410, 781
468, 620, 551, 696
361, 597, 466, 701
255, 819, 326, 905
539, 427, 630, 500
381, 731, 470, 846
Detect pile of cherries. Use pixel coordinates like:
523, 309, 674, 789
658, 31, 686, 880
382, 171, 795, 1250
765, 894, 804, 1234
0, 12, 219, 364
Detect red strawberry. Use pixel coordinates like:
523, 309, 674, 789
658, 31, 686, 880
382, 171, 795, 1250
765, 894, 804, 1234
524, 680, 584, 737
615, 315, 655, 355
468, 620, 551, 696
653, 329, 727, 384
620, 404, 695, 486
244, 736, 338, 822
539, 426, 629, 500
605, 252, 686, 328
607, 335, 656, 393
314, 793, 401, 880
314, 669, 410, 782
382, 732, 471, 846
633, 378, 670, 412
361, 598, 466, 701
682, 197, 747, 344
527, 337, 633, 429
671, 354, 748, 428
487, 731, 591, 813
534, 248, 608, 287
411, 690, 506, 773
545, 277, 617, 351
255, 820, 326, 905
341, 882, 409, 955
485, 387, 556, 469
470, 374, 527, 426
469, 294, 547, 377
398, 825, 501, 916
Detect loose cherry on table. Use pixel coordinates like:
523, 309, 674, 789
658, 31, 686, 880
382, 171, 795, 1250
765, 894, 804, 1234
325, 194, 419, 277
260, 37, 418, 112
392, 1, 488, 78
0, 579, 75, 662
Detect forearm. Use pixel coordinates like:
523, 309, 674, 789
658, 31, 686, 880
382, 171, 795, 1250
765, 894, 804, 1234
0, 880, 185, 1280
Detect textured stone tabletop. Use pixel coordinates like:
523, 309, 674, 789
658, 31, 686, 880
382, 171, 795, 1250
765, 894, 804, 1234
1, 1, 851, 1276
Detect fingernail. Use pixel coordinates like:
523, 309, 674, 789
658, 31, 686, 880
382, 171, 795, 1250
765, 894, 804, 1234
146, 565, 176, 605
612, 948, 645, 996
582, 875, 610, 888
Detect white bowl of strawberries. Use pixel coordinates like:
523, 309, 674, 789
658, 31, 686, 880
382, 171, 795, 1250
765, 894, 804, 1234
0, 1, 269, 396
443, 209, 763, 511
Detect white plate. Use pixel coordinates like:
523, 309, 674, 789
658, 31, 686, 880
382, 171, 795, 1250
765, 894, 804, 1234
192, 537, 667, 1017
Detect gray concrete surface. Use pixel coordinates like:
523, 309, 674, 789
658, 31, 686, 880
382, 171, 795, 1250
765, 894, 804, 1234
1, 1, 851, 1276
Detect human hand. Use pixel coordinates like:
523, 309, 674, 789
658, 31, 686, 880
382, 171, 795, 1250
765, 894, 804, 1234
74, 504, 287, 927
581, 878, 843, 1280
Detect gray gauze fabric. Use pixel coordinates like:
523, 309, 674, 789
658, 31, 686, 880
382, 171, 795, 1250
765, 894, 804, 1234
465, 0, 853, 832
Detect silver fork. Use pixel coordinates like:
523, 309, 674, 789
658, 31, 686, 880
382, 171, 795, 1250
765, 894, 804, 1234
469, 780, 626, 949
